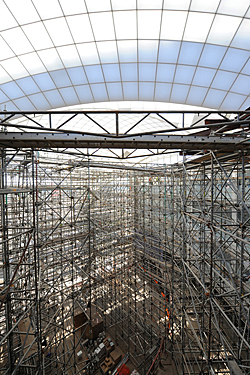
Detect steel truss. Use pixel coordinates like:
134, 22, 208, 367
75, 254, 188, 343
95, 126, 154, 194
0, 110, 250, 159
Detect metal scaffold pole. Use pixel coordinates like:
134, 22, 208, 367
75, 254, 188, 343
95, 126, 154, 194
0, 147, 249, 375
31, 150, 42, 374
1, 149, 13, 374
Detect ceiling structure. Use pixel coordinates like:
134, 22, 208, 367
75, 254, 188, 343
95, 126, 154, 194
0, 0, 250, 113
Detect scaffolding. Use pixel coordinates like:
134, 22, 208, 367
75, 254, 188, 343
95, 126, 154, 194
0, 148, 250, 375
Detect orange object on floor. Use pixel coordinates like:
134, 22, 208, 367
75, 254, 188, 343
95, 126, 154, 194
117, 364, 130, 375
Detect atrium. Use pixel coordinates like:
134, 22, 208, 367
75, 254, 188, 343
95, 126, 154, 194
0, 1, 250, 375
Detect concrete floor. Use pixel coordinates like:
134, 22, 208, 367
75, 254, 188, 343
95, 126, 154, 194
157, 353, 177, 375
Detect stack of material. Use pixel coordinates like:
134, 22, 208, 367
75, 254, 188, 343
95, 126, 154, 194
94, 342, 106, 360
103, 337, 115, 354
110, 348, 122, 366
77, 350, 83, 360
101, 357, 115, 374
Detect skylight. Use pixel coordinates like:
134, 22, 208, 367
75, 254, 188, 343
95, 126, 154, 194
0, 0, 249, 112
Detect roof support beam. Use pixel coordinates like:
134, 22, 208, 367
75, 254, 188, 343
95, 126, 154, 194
0, 132, 248, 152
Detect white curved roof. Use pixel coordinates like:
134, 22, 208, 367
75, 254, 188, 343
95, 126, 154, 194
0, 0, 250, 111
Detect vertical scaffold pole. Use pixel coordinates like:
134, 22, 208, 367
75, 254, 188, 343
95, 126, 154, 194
32, 149, 42, 373
1, 149, 13, 374
181, 153, 187, 375
88, 157, 92, 338
207, 154, 214, 368
239, 151, 245, 360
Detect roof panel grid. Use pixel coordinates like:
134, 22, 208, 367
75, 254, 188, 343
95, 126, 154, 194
0, 0, 249, 112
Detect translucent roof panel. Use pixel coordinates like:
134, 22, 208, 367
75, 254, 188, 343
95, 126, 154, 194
0, 0, 250, 111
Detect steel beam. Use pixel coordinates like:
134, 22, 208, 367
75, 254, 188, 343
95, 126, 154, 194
0, 132, 249, 151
